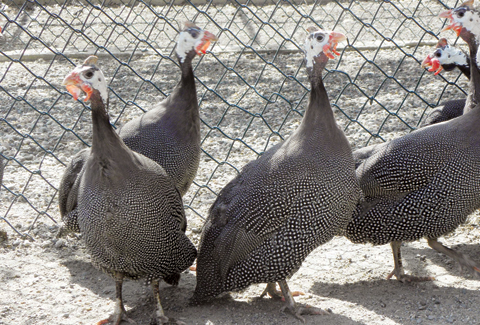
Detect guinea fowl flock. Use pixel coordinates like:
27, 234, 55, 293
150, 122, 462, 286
55, 2, 480, 323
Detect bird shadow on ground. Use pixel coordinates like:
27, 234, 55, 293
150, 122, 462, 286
57, 255, 364, 324
167, 293, 364, 325
60, 251, 196, 303
309, 278, 479, 323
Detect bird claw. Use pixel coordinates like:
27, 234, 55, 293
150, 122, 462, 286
281, 304, 330, 323
150, 315, 185, 325
387, 270, 434, 283
97, 312, 136, 325
456, 253, 480, 276
259, 283, 305, 300
55, 225, 70, 238
259, 283, 283, 300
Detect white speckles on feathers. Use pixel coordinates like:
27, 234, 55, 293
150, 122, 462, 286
439, 46, 469, 66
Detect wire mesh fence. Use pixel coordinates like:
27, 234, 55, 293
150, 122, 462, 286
0, 0, 469, 239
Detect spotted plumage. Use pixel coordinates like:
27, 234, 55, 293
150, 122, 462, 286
347, 1, 480, 282
58, 24, 217, 238
354, 39, 471, 168
62, 56, 196, 324
118, 22, 217, 197
193, 28, 362, 320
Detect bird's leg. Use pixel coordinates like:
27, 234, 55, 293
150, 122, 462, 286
387, 241, 405, 280
387, 241, 433, 283
259, 282, 305, 300
259, 282, 282, 299
97, 272, 135, 325
278, 279, 329, 323
428, 238, 480, 276
151, 279, 170, 325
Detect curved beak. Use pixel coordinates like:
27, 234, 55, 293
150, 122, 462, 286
63, 70, 92, 102
439, 10, 463, 36
438, 9, 452, 19
421, 55, 433, 68
323, 31, 347, 59
195, 30, 218, 55
63, 72, 82, 101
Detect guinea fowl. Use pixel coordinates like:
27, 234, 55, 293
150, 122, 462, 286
62, 56, 196, 325
58, 23, 216, 238
354, 38, 470, 168
192, 28, 362, 321
118, 22, 218, 197
420, 38, 470, 126
441, 0, 480, 114
346, 1, 480, 283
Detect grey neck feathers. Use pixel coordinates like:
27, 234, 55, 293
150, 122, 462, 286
464, 34, 480, 114
90, 89, 126, 156
458, 59, 471, 80
457, 65, 471, 80
176, 51, 197, 99
160, 52, 200, 136
301, 58, 336, 134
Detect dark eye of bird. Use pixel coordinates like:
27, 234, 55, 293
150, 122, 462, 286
85, 71, 94, 78
190, 30, 199, 38
435, 52, 441, 57
458, 10, 465, 18
316, 35, 324, 41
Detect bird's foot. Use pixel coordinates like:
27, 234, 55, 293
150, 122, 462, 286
428, 238, 480, 277
55, 225, 70, 238
259, 283, 305, 300
259, 282, 283, 300
150, 313, 185, 325
386, 270, 434, 283
454, 252, 480, 276
97, 311, 136, 325
280, 303, 330, 323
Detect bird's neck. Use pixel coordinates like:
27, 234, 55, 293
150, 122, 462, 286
176, 57, 197, 101
464, 37, 480, 113
90, 90, 126, 156
299, 63, 337, 135
159, 55, 200, 137
458, 62, 471, 80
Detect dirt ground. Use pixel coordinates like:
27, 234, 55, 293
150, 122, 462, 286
1, 211, 479, 325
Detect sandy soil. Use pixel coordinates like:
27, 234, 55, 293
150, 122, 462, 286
1, 212, 479, 325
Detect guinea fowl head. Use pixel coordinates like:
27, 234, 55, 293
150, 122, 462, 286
440, 0, 480, 69
304, 27, 345, 71
422, 38, 468, 75
303, 27, 346, 84
176, 21, 218, 64
440, 0, 480, 38
62, 56, 108, 104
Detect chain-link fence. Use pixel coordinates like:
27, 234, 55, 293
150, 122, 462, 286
0, 0, 469, 239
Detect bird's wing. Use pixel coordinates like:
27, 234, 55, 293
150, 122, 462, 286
58, 148, 90, 219
208, 170, 308, 281
357, 127, 464, 197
